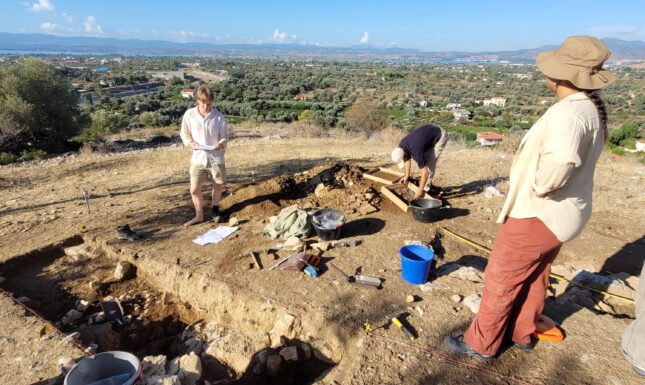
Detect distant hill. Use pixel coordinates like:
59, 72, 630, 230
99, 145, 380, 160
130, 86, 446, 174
0, 32, 643, 62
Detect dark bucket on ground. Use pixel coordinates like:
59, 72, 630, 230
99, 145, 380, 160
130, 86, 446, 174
64, 351, 141, 385
311, 208, 346, 241
409, 198, 442, 223
400, 245, 435, 284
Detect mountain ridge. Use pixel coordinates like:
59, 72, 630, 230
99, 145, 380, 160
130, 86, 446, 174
0, 32, 643, 61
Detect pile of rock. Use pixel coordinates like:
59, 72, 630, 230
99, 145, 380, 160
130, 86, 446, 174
141, 352, 202, 385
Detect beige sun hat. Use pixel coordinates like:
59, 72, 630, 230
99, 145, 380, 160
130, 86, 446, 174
536, 35, 616, 90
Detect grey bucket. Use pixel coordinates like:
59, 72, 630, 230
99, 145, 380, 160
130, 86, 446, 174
64, 351, 141, 385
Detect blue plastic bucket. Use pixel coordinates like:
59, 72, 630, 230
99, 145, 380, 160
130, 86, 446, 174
400, 245, 435, 284
64, 351, 141, 385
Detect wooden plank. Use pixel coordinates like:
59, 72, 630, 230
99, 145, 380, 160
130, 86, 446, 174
363, 172, 398, 185
406, 182, 432, 199
363, 167, 405, 185
378, 167, 406, 177
380, 185, 409, 212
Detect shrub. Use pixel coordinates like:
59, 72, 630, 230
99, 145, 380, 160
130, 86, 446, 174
18, 148, 47, 161
0, 152, 17, 165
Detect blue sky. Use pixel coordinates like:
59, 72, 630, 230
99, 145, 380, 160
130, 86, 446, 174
4, 0, 645, 51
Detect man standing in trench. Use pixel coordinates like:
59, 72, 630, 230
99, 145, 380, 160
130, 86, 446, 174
391, 123, 448, 198
180, 86, 229, 226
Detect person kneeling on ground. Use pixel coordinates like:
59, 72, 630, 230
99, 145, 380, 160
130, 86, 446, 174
443, 35, 616, 360
180, 86, 229, 226
391, 124, 448, 199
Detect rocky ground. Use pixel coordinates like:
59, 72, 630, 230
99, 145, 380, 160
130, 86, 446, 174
0, 132, 643, 385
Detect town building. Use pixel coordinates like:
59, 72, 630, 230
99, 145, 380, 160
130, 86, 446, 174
477, 132, 505, 146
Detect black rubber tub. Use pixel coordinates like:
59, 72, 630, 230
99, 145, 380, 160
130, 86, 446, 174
409, 198, 442, 223
311, 208, 346, 240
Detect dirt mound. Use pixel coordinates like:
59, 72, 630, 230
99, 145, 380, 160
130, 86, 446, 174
223, 163, 379, 219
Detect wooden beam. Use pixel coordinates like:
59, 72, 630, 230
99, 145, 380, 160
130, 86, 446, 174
378, 167, 405, 177
406, 182, 432, 199
364, 172, 398, 185
380, 185, 409, 212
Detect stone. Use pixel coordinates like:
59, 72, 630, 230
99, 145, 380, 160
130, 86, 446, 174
418, 282, 442, 292
178, 352, 202, 385
270, 312, 297, 347
16, 296, 30, 303
282, 237, 304, 251
142, 355, 167, 380
62, 332, 81, 344
252, 361, 266, 375
415, 306, 424, 316
557, 287, 596, 309
228, 217, 239, 227
279, 346, 299, 362
66, 309, 83, 321
114, 261, 134, 281
146, 375, 180, 385
77, 323, 119, 349
166, 357, 180, 375
266, 354, 283, 376
406, 295, 415, 303
550, 264, 578, 280
93, 312, 106, 324
450, 294, 462, 303
358, 203, 377, 216
463, 294, 482, 314
76, 300, 90, 312
58, 356, 76, 373
442, 265, 484, 283
311, 340, 336, 363
61, 316, 73, 326
310, 241, 330, 251
184, 337, 205, 355
257, 349, 270, 366
84, 344, 98, 355
0, 276, 5, 284
314, 183, 327, 197
299, 342, 312, 360
63, 244, 92, 258
484, 186, 504, 198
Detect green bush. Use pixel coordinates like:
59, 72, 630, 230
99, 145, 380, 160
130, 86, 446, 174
18, 148, 47, 161
609, 123, 639, 147
0, 58, 86, 153
610, 147, 626, 156
0, 152, 17, 165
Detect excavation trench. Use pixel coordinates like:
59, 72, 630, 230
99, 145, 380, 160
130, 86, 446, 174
0, 237, 338, 384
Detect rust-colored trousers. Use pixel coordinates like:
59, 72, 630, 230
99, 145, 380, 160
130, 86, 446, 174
464, 217, 562, 356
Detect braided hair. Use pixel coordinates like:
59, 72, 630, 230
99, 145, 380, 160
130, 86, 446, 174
583, 90, 609, 143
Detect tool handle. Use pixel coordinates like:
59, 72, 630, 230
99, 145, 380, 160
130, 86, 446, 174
250, 252, 263, 270
392, 317, 415, 340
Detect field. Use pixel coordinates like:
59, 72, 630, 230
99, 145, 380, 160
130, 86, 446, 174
0, 127, 643, 385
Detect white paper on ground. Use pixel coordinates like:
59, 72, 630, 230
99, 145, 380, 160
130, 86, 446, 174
193, 226, 238, 245
193, 145, 216, 151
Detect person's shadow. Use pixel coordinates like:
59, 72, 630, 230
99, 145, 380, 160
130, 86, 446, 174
548, 235, 644, 325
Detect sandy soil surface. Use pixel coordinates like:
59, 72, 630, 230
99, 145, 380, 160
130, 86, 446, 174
0, 134, 643, 385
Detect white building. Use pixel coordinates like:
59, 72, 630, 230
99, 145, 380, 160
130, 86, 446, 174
477, 132, 505, 146
491, 97, 507, 107
180, 88, 195, 99
446, 102, 462, 110
452, 109, 471, 120
152, 70, 185, 80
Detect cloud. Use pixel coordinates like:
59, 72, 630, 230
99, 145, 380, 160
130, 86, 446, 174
61, 12, 75, 23
588, 25, 643, 36
83, 16, 104, 34
360, 31, 369, 44
28, 0, 54, 12
169, 30, 211, 42
272, 29, 297, 43
40, 22, 61, 32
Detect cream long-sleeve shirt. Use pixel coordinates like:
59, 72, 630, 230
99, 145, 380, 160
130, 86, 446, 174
498, 93, 604, 243
180, 106, 229, 166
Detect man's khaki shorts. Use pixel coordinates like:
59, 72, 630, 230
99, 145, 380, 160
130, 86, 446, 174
189, 161, 226, 185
